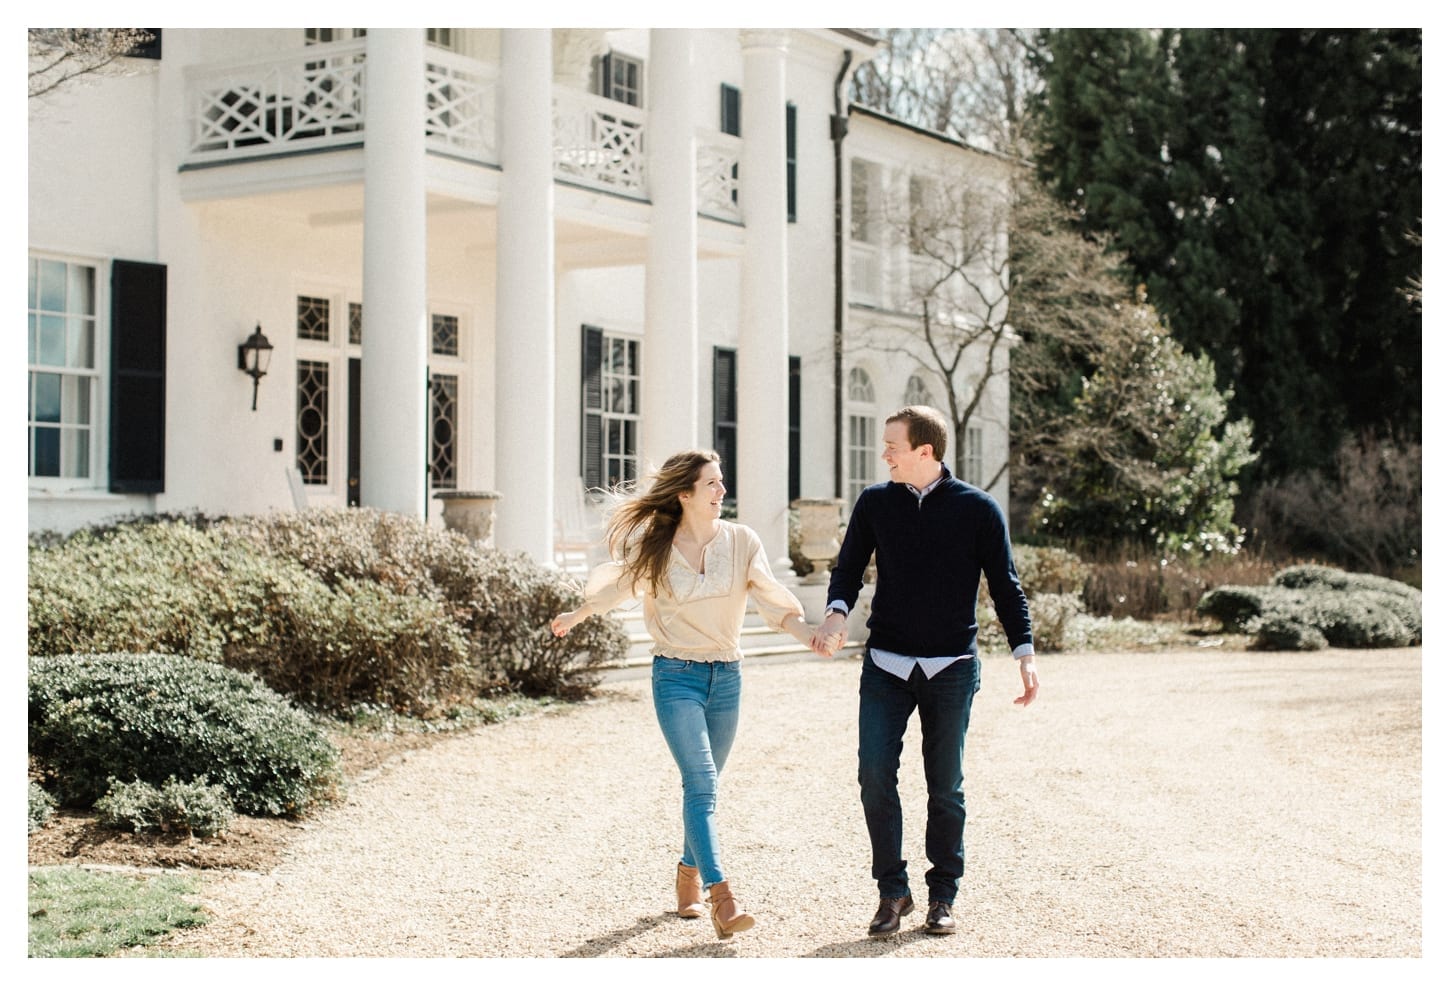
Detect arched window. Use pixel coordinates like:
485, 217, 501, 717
903, 373, 933, 409
846, 367, 877, 504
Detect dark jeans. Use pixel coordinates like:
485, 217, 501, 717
858, 654, 981, 904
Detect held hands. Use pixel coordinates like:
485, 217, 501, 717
810, 611, 848, 658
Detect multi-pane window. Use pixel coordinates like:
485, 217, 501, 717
431, 313, 459, 357
904, 373, 934, 409
594, 52, 643, 107
348, 302, 362, 345
580, 325, 640, 490
430, 374, 458, 489
28, 257, 97, 479
296, 359, 330, 485
297, 295, 330, 341
601, 335, 640, 487
965, 425, 984, 487
850, 159, 880, 244
847, 366, 877, 505
429, 310, 465, 491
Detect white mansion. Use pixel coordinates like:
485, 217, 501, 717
27, 28, 1017, 568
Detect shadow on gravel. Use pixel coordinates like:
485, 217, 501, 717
803, 935, 917, 958
558, 913, 672, 958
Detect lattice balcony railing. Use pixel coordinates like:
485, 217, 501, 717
552, 89, 647, 196
697, 132, 742, 222
423, 49, 497, 162
186, 40, 368, 164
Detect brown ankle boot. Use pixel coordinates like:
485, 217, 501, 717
708, 879, 755, 939
675, 862, 706, 919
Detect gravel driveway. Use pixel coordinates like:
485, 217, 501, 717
166, 646, 1422, 959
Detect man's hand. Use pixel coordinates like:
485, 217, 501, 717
1014, 660, 1039, 706
812, 611, 848, 657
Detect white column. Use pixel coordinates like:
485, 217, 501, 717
642, 29, 699, 466
737, 30, 791, 565
361, 29, 428, 518
495, 29, 556, 561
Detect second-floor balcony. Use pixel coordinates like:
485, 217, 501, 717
182, 39, 742, 222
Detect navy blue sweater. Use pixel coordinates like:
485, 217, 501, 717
827, 466, 1033, 658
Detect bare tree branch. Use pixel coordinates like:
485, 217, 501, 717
28, 29, 154, 100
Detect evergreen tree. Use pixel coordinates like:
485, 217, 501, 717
1029, 28, 1421, 479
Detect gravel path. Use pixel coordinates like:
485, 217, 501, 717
166, 647, 1422, 959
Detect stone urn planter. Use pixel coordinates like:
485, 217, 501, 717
434, 490, 502, 548
791, 497, 843, 585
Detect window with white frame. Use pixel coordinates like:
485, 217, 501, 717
294, 294, 336, 486
850, 159, 883, 307
903, 373, 934, 409
593, 51, 643, 107
429, 311, 466, 490
846, 366, 878, 505
28, 257, 98, 481
965, 425, 984, 487
581, 325, 640, 490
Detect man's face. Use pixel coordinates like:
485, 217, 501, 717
881, 421, 933, 486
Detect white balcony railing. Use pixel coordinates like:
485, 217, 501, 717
552, 88, 647, 196
185, 40, 369, 165
697, 131, 742, 222
184, 41, 713, 207
424, 49, 498, 162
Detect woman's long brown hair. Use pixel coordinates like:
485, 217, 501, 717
603, 450, 720, 598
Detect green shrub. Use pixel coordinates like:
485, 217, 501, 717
1025, 592, 1084, 653
28, 782, 56, 833
474, 550, 628, 697
1014, 545, 1090, 597
29, 653, 341, 817
94, 776, 235, 837
1197, 565, 1421, 650
29, 509, 629, 708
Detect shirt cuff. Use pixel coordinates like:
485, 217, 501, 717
1012, 643, 1036, 660
826, 600, 850, 618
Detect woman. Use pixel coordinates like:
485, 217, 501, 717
551, 450, 826, 939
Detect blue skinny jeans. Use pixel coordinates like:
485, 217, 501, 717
651, 656, 741, 888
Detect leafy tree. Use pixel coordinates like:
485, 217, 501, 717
1029, 28, 1421, 480
1031, 294, 1257, 556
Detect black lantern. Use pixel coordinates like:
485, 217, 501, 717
237, 324, 274, 411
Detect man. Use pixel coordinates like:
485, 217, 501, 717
813, 405, 1039, 937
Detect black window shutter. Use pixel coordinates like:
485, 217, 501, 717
109, 260, 166, 493
581, 325, 604, 490
720, 84, 740, 137
788, 355, 800, 502
712, 347, 737, 501
786, 102, 797, 223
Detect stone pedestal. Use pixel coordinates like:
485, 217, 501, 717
792, 497, 843, 585
435, 491, 502, 548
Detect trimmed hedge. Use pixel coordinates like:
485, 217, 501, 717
29, 653, 341, 817
1196, 564, 1421, 650
29, 509, 629, 710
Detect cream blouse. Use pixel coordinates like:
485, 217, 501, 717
579, 521, 806, 663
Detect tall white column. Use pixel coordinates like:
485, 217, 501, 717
643, 29, 699, 467
495, 29, 556, 561
361, 29, 428, 518
737, 30, 791, 565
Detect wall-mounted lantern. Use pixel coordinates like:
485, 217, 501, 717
237, 324, 274, 411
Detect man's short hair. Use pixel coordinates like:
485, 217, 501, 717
887, 405, 948, 462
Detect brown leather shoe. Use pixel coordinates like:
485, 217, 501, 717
867, 895, 914, 936
708, 879, 755, 939
923, 900, 956, 935
676, 862, 706, 919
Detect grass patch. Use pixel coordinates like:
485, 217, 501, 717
28, 866, 208, 957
